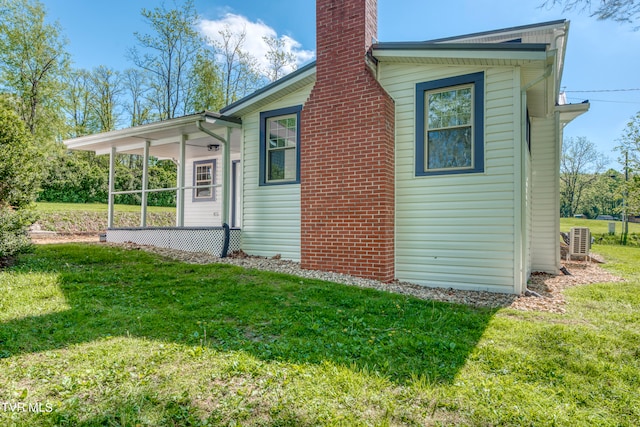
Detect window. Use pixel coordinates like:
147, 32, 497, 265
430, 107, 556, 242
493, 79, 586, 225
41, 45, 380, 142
415, 72, 484, 176
259, 105, 301, 185
193, 159, 215, 201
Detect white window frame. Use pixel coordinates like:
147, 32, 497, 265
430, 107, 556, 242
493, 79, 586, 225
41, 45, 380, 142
192, 159, 215, 202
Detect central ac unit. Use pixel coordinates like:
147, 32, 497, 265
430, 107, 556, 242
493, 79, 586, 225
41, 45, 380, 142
569, 227, 590, 259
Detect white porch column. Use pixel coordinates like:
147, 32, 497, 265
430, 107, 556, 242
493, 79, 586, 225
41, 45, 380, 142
108, 146, 116, 228
140, 140, 150, 227
177, 134, 186, 227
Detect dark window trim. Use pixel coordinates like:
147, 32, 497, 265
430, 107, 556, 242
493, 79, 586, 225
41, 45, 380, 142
415, 72, 485, 177
192, 159, 216, 202
259, 105, 302, 186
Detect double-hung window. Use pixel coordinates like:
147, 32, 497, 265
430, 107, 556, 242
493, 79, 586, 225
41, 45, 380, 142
193, 159, 215, 201
415, 72, 484, 176
259, 105, 301, 185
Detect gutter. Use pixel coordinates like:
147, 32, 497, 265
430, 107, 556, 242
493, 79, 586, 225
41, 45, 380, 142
196, 119, 233, 257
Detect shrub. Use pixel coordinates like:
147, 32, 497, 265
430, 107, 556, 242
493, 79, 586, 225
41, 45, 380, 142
0, 206, 36, 257
0, 100, 42, 258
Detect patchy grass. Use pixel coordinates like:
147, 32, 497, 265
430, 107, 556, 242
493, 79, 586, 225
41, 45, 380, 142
35, 202, 175, 214
560, 217, 640, 234
593, 244, 640, 281
1, 244, 639, 426
33, 202, 175, 232
561, 218, 640, 247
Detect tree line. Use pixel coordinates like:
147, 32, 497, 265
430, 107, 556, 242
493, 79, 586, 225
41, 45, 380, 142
561, 125, 640, 221
0, 0, 297, 207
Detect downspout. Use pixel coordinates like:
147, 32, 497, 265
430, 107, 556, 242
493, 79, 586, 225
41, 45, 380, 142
521, 64, 552, 94
196, 119, 231, 257
553, 24, 568, 99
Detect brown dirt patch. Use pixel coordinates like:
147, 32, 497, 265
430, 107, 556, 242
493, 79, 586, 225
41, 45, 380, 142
509, 261, 625, 313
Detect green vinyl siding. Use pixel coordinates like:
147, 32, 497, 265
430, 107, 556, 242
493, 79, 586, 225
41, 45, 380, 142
380, 64, 519, 292
530, 116, 559, 273
239, 83, 314, 261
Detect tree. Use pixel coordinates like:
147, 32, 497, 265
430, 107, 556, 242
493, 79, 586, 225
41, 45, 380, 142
542, 0, 640, 27
264, 35, 297, 82
189, 51, 224, 112
616, 111, 640, 214
89, 65, 122, 132
122, 68, 153, 126
560, 136, 608, 217
129, 0, 202, 120
0, 0, 68, 144
0, 99, 42, 256
211, 25, 263, 106
580, 169, 624, 217
63, 69, 95, 138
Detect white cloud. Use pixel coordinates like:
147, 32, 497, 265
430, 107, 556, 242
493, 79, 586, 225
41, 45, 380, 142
198, 13, 315, 77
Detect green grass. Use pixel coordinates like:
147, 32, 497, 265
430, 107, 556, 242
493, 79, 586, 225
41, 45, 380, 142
33, 202, 175, 232
561, 218, 640, 246
560, 217, 640, 235
1, 244, 639, 426
35, 202, 174, 214
592, 244, 640, 281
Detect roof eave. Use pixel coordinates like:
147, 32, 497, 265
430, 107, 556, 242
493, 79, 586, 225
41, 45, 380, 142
372, 43, 549, 62
423, 19, 567, 43
64, 111, 241, 150
556, 101, 590, 123
220, 62, 317, 117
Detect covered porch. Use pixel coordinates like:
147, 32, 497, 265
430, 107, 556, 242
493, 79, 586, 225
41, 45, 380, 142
64, 111, 243, 257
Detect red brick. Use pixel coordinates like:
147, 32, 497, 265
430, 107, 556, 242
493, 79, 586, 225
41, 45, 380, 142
300, 0, 395, 282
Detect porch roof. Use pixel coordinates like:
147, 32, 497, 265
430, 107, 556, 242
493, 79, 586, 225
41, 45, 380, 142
64, 111, 242, 159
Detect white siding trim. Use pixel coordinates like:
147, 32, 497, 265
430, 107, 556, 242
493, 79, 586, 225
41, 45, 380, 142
513, 66, 525, 294
530, 115, 560, 273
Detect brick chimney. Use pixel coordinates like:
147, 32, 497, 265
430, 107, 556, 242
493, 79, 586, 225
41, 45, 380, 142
300, 0, 395, 281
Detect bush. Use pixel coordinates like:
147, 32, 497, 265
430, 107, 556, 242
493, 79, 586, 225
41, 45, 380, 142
39, 151, 108, 203
0, 207, 36, 257
0, 100, 43, 258
39, 152, 176, 207
0, 100, 43, 208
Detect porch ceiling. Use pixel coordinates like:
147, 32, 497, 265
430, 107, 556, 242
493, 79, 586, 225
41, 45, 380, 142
64, 111, 242, 159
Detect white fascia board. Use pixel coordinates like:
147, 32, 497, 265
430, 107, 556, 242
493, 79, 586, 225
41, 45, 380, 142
64, 113, 240, 150
204, 115, 242, 127
221, 65, 316, 116
372, 48, 548, 63
557, 102, 590, 124
64, 115, 201, 149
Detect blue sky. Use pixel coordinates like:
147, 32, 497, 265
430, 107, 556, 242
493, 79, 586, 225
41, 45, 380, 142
41, 0, 640, 163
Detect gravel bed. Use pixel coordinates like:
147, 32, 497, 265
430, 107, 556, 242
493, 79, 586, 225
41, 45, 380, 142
110, 242, 625, 313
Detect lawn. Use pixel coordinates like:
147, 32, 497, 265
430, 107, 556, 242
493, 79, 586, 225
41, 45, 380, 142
560, 217, 640, 235
33, 202, 175, 232
35, 202, 174, 214
1, 244, 638, 426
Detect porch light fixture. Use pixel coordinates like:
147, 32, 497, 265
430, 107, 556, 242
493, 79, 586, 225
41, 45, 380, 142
207, 143, 220, 151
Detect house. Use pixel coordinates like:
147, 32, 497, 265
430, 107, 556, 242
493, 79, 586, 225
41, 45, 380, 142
64, 0, 589, 294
